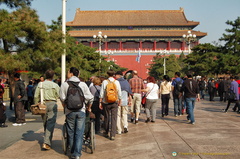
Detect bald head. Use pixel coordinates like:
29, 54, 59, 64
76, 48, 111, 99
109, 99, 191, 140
133, 70, 138, 75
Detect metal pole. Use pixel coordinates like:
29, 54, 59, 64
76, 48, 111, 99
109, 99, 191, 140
163, 55, 166, 75
188, 41, 191, 54
61, 0, 66, 83
99, 39, 101, 75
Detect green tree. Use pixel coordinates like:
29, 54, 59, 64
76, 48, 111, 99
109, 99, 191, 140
0, 0, 32, 8
183, 43, 220, 76
219, 17, 240, 74
149, 54, 182, 79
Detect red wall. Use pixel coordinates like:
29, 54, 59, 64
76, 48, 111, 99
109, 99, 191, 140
106, 55, 155, 79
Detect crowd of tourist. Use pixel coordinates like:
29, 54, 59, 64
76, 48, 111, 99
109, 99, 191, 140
0, 69, 239, 159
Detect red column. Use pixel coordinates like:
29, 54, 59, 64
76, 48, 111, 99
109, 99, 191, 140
105, 41, 108, 50
181, 41, 185, 50
153, 41, 157, 50
167, 41, 171, 50
119, 41, 122, 51
139, 41, 142, 50
90, 41, 93, 48
75, 41, 79, 45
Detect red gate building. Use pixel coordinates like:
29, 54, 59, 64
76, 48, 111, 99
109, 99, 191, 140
67, 8, 207, 79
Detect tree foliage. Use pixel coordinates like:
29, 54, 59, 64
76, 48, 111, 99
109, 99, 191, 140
0, 0, 32, 8
149, 54, 182, 79
0, 7, 126, 81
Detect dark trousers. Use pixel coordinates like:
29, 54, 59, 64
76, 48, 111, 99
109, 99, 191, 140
14, 101, 25, 123
209, 91, 215, 101
103, 102, 118, 137
161, 94, 170, 115
92, 101, 102, 133
225, 99, 240, 112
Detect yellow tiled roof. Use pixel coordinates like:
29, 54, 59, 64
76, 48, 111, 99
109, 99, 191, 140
68, 30, 207, 37
66, 8, 199, 26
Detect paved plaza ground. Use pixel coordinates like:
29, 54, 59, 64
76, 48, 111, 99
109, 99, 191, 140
0, 96, 239, 159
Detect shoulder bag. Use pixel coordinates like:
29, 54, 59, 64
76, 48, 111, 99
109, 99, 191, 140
31, 82, 47, 115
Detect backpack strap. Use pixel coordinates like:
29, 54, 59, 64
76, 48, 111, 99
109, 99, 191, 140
67, 81, 80, 87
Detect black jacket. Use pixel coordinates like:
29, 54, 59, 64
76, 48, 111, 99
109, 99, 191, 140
181, 78, 199, 98
14, 80, 27, 102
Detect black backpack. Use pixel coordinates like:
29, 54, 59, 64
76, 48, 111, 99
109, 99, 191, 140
65, 81, 85, 111
174, 79, 183, 96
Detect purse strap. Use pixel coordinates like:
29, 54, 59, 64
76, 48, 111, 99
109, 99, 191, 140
145, 84, 155, 97
40, 82, 44, 104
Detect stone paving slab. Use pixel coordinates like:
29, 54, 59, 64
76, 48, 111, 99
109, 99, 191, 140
1, 97, 240, 159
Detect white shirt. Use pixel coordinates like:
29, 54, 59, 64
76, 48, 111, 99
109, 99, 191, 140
146, 83, 159, 99
160, 81, 171, 94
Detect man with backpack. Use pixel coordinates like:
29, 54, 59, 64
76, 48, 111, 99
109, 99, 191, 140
172, 72, 183, 116
60, 67, 93, 159
99, 70, 122, 140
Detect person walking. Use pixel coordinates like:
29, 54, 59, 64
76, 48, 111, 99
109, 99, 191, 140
60, 67, 93, 159
223, 76, 239, 113
129, 70, 145, 124
99, 70, 122, 140
198, 78, 206, 100
208, 78, 216, 101
89, 76, 102, 134
115, 71, 132, 134
12, 73, 27, 126
26, 80, 34, 111
172, 72, 183, 116
143, 76, 159, 122
180, 73, 200, 125
34, 70, 60, 150
160, 75, 171, 118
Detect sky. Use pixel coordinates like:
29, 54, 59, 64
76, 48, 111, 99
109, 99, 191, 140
2, 0, 240, 44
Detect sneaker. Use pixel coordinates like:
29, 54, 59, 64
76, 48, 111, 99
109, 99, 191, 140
22, 123, 26, 125
222, 109, 227, 113
131, 118, 134, 123
103, 132, 109, 138
135, 120, 138, 124
151, 120, 155, 123
191, 122, 195, 125
117, 132, 121, 135
42, 143, 51, 150
124, 127, 128, 133
174, 114, 178, 117
12, 123, 22, 126
110, 136, 115, 140
0, 123, 8, 128
145, 118, 150, 123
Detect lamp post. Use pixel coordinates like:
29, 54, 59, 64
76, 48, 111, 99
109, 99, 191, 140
159, 49, 169, 75
182, 30, 197, 54
93, 31, 107, 74
61, 0, 67, 84
105, 50, 113, 62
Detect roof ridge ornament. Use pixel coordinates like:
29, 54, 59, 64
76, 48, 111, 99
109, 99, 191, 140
180, 7, 184, 12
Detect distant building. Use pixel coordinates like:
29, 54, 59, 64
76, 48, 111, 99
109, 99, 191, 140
67, 8, 207, 79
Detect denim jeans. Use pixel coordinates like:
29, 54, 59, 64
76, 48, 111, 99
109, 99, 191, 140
173, 96, 182, 115
66, 111, 86, 158
200, 90, 205, 99
185, 98, 196, 123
